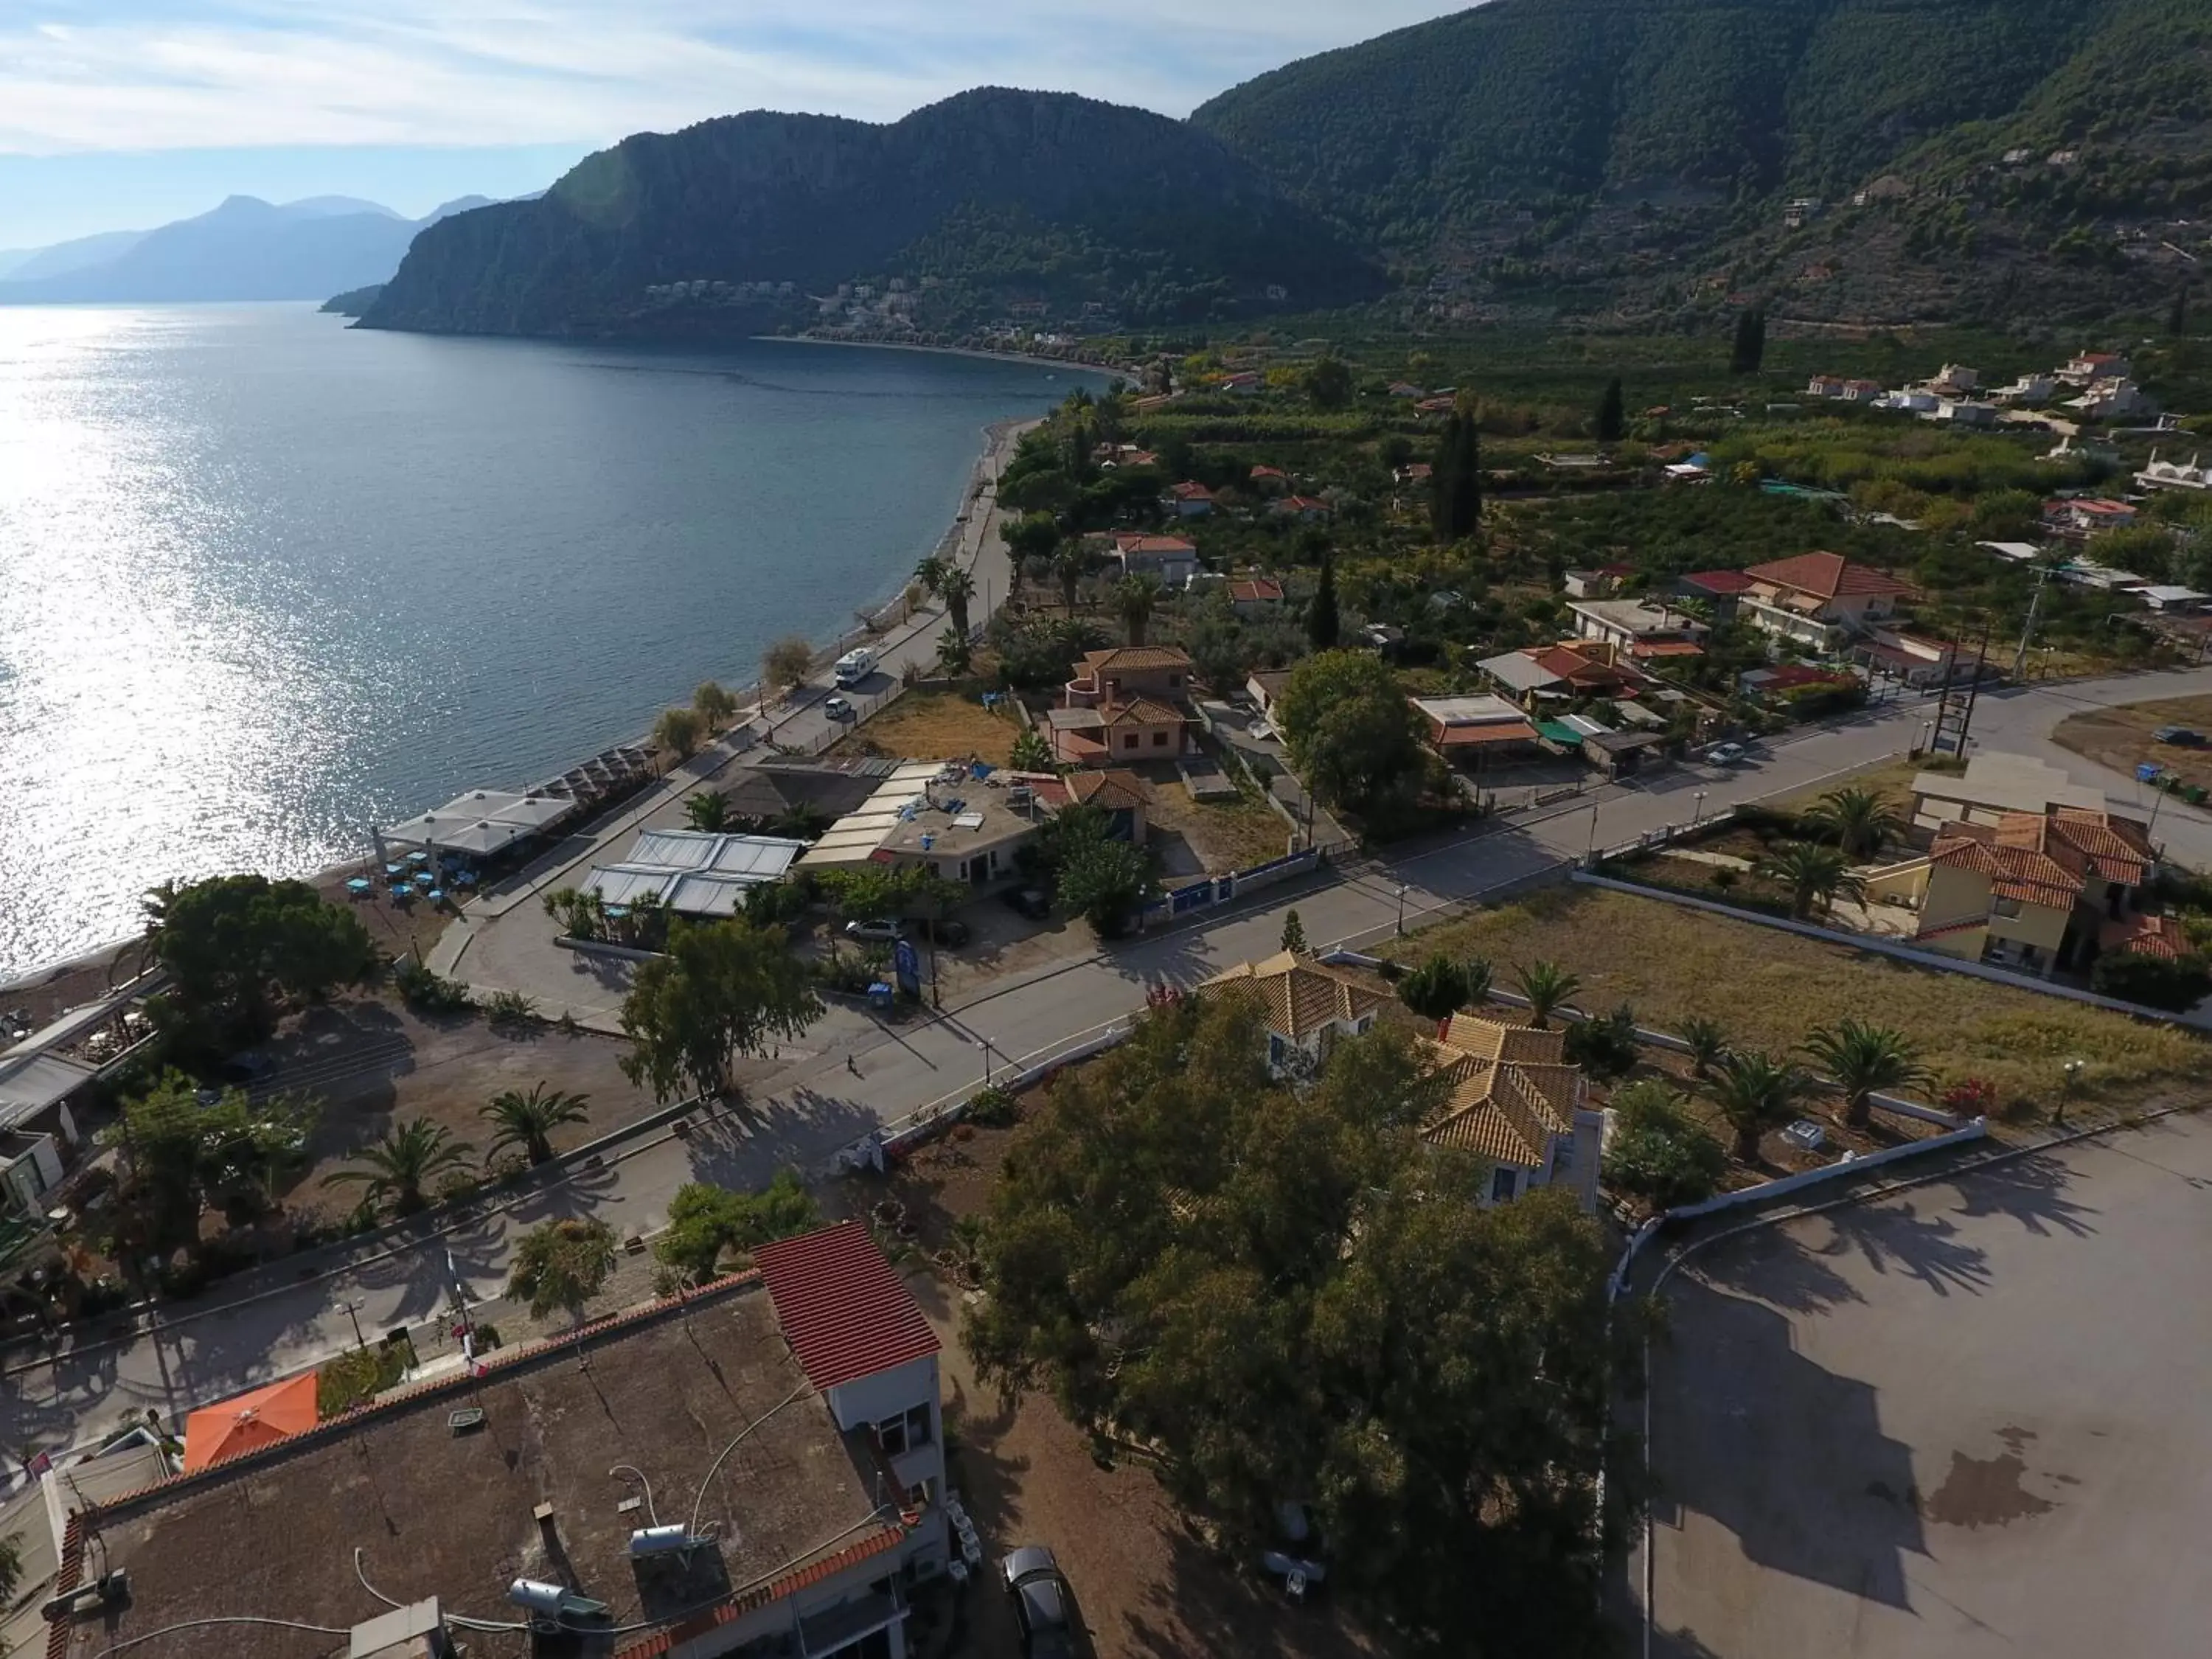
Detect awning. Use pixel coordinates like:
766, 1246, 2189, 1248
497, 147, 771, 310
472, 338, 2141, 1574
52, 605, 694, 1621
1432, 721, 1540, 748
183, 1373, 319, 1471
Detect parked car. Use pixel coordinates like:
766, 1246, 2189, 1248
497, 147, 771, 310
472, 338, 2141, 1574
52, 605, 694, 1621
1002, 886, 1051, 921
2153, 726, 2204, 746
1001, 1545, 1077, 1659
823, 694, 855, 722
1705, 742, 1748, 767
912, 917, 971, 947
841, 919, 903, 942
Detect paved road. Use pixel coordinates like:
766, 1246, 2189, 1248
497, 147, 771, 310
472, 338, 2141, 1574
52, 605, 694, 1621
1639, 1113, 2212, 1658
10, 667, 2212, 1473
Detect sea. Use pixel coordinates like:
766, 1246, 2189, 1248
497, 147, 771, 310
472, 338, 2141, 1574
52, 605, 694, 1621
0, 303, 1099, 982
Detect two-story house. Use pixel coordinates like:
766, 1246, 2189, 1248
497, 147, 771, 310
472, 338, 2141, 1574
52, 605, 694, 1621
1738, 552, 1911, 651
1109, 532, 1200, 587
1165, 481, 1216, 518
1865, 807, 2157, 978
1048, 645, 1194, 768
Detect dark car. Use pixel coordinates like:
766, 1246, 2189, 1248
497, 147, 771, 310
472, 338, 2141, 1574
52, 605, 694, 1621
914, 917, 971, 947
1001, 1545, 1077, 1659
1002, 886, 1051, 921
2154, 726, 2205, 746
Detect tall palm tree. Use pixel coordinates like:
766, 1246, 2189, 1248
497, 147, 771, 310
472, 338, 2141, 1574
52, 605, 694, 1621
1753, 841, 1868, 920
913, 554, 950, 597
1513, 959, 1582, 1029
1051, 544, 1099, 614
1802, 1019, 1934, 1130
481, 1082, 593, 1166
1803, 786, 1905, 859
1708, 1051, 1809, 1164
323, 1119, 475, 1215
1113, 574, 1166, 646
1678, 1015, 1730, 1079
936, 626, 973, 678
937, 566, 977, 637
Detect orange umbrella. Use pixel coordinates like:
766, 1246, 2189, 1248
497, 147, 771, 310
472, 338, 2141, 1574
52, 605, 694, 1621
182, 1373, 319, 1472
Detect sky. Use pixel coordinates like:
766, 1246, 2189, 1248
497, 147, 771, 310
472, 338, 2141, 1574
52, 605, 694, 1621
0, 1, 1474, 248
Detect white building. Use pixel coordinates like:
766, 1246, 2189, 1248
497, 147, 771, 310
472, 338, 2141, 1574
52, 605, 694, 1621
2138, 451, 2212, 493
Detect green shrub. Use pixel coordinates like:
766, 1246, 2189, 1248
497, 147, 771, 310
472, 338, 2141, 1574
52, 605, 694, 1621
393, 959, 473, 1014
966, 1085, 1019, 1128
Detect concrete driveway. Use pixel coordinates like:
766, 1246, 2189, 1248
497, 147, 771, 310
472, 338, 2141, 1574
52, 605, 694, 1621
1640, 1113, 2212, 1658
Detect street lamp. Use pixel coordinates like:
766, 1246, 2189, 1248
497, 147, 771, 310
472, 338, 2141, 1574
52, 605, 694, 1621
1691, 790, 1708, 827
1395, 883, 1410, 935
340, 1298, 367, 1352
2057, 1057, 2084, 1127
1586, 803, 1601, 860
969, 1032, 1001, 1085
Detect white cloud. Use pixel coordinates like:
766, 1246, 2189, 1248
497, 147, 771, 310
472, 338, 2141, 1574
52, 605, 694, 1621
0, 1, 1470, 154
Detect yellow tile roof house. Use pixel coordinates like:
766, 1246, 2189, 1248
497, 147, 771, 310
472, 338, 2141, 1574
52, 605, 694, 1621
1198, 953, 1603, 1211
1865, 807, 2159, 978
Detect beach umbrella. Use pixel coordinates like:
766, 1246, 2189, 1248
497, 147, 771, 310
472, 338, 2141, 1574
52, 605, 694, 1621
408, 851, 430, 865
183, 1373, 319, 1471
414, 871, 434, 887
346, 878, 372, 895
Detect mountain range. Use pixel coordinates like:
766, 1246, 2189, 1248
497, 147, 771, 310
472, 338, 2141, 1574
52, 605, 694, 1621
0, 194, 499, 305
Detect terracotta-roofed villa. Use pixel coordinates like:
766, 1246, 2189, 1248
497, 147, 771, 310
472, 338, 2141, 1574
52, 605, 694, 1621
1199, 950, 1389, 1074
1864, 807, 2160, 978
49, 1225, 949, 1659
1738, 551, 1912, 650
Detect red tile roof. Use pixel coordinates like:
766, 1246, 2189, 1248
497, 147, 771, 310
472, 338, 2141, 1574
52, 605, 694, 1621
2102, 914, 2188, 961
1170, 480, 1214, 501
1113, 533, 1197, 556
1229, 578, 1284, 603
1681, 568, 1756, 594
1745, 551, 1910, 601
754, 1220, 940, 1391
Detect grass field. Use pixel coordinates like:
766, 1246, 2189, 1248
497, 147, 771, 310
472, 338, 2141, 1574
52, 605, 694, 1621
2051, 695, 2212, 794
1404, 886, 2209, 1119
830, 687, 1023, 766
1144, 774, 1296, 874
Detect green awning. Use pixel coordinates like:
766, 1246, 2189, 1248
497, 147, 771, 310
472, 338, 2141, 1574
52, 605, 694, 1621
1536, 721, 1584, 745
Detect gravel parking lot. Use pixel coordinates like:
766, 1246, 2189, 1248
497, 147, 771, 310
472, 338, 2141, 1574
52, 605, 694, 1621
1641, 1113, 2212, 1658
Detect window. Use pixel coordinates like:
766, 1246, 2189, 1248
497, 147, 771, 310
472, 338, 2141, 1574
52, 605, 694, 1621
1491, 1166, 1518, 1204
1152, 731, 1169, 747
1122, 734, 1139, 751
875, 1403, 932, 1457
905, 1477, 936, 1508
1267, 1033, 1287, 1070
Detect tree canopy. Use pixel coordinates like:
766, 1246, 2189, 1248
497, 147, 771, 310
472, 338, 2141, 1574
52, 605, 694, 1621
653, 1169, 820, 1282
1274, 650, 1432, 826
507, 1217, 619, 1321
619, 917, 824, 1100
965, 996, 1619, 1654
146, 874, 378, 1046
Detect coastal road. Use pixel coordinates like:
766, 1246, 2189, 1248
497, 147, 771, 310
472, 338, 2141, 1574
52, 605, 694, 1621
9, 666, 2212, 1469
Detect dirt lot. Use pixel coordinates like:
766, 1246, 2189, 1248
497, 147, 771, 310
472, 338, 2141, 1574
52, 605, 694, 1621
830, 687, 1026, 768
1139, 766, 1298, 877
1769, 751, 1944, 816
1403, 886, 2210, 1124
2051, 693, 2212, 793
861, 1124, 1380, 1659
257, 994, 661, 1215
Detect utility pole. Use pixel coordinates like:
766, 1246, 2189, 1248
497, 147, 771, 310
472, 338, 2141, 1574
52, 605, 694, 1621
1955, 617, 1994, 752
2011, 561, 2055, 681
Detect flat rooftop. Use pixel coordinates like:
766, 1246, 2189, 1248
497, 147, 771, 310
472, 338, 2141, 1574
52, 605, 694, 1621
63, 1282, 897, 1659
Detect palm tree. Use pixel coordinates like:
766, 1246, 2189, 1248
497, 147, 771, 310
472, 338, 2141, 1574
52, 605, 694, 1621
913, 554, 949, 598
1801, 1019, 1934, 1130
1753, 841, 1868, 920
1051, 543, 1099, 614
1803, 786, 1905, 859
936, 626, 973, 678
323, 1119, 475, 1215
1463, 955, 1494, 1009
1708, 1051, 1809, 1164
1114, 574, 1166, 646
481, 1082, 592, 1166
684, 790, 730, 833
937, 566, 977, 636
1513, 959, 1582, 1029
1678, 1015, 1730, 1079
1009, 727, 1055, 773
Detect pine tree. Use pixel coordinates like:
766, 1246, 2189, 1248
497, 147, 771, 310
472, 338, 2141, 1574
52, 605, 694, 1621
1308, 554, 1340, 650
1280, 909, 1307, 954
1595, 377, 1625, 442
1731, 307, 1767, 375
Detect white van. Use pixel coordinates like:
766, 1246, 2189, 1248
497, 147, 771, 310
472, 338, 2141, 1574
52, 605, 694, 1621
833, 647, 876, 688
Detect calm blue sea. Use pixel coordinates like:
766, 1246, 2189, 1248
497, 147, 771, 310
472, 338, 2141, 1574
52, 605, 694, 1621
0, 304, 1095, 978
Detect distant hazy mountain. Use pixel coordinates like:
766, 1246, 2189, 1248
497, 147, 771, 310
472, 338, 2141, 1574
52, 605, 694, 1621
0, 193, 503, 305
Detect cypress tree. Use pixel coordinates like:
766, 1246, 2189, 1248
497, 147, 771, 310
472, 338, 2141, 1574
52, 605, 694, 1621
1450, 417, 1482, 538
1595, 377, 1626, 442
1429, 416, 1459, 542
2171, 283, 2191, 338
1308, 552, 1340, 650
1731, 307, 1767, 374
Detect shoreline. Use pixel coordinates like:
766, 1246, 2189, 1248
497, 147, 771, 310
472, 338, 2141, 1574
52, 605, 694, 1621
758, 332, 1132, 382
0, 410, 1040, 1017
